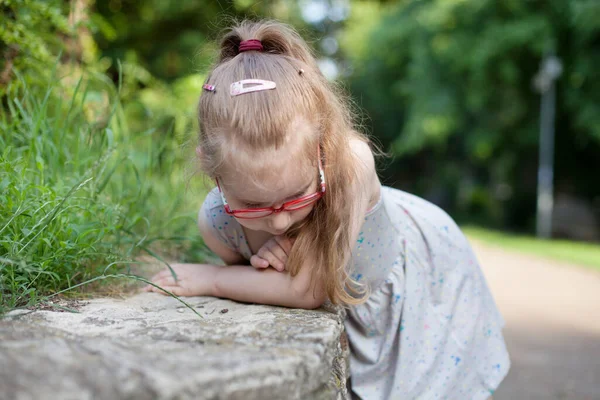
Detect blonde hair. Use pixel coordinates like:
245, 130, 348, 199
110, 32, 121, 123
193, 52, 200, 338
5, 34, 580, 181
197, 20, 370, 305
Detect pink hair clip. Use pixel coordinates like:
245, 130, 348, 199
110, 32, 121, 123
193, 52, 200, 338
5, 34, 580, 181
230, 79, 276, 96
203, 84, 216, 92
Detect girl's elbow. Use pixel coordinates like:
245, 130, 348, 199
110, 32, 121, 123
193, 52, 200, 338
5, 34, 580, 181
293, 284, 327, 309
301, 293, 327, 309
290, 275, 327, 309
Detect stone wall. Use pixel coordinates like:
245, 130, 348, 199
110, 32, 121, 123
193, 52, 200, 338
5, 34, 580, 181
0, 293, 349, 400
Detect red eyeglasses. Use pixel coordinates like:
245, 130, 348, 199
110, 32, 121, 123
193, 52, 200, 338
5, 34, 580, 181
216, 150, 326, 219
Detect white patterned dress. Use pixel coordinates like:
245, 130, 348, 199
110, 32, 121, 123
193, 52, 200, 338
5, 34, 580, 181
201, 186, 510, 400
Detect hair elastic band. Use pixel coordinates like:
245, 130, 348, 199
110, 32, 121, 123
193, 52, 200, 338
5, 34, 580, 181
239, 39, 263, 53
230, 79, 276, 96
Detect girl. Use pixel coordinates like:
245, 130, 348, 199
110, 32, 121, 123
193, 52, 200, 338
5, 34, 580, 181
147, 20, 510, 399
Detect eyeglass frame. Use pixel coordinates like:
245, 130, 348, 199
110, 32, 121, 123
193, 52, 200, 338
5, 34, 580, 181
216, 148, 326, 219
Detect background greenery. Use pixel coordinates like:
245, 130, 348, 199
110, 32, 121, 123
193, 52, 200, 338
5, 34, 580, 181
343, 0, 600, 233
1, 0, 599, 312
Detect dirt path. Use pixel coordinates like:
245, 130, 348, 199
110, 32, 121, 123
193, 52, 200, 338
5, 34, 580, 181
471, 241, 600, 400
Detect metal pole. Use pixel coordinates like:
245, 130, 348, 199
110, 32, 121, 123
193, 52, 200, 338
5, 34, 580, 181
536, 80, 556, 238
534, 54, 562, 239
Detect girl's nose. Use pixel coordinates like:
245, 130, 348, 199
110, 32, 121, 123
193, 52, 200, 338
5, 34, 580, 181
269, 209, 290, 231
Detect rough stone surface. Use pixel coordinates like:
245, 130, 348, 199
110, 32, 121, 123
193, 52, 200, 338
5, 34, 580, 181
0, 294, 349, 400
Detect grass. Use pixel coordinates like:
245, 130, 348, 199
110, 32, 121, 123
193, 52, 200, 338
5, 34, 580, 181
463, 225, 600, 271
0, 67, 210, 315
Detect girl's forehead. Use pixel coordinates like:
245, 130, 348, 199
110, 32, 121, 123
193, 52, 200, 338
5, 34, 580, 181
223, 156, 314, 200
217, 114, 319, 199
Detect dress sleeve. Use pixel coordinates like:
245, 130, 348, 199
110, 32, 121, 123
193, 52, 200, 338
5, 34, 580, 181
199, 188, 253, 260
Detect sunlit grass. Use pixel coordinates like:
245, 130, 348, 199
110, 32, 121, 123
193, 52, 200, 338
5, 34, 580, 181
0, 69, 209, 314
463, 226, 600, 271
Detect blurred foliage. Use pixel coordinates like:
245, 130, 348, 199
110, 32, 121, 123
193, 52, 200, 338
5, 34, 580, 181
0, 0, 74, 94
343, 0, 600, 232
91, 0, 317, 82
92, 0, 231, 81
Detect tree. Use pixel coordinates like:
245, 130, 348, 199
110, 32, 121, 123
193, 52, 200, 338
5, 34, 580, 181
343, 0, 600, 233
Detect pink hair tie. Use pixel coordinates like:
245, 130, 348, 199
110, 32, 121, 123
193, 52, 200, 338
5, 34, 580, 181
239, 39, 263, 53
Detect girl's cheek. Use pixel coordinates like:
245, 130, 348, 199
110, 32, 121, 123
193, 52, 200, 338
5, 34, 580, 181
292, 205, 314, 222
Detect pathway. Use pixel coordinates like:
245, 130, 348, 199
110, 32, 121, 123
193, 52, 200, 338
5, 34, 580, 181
471, 241, 600, 400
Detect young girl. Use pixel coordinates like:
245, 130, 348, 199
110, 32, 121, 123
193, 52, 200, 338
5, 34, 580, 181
146, 20, 509, 399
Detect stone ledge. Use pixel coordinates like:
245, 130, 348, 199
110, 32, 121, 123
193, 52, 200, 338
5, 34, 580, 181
0, 293, 349, 400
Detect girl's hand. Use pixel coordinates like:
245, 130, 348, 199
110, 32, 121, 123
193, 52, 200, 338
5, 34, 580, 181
250, 235, 295, 272
144, 263, 218, 297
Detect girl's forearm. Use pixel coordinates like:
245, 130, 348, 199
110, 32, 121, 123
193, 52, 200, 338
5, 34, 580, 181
210, 264, 325, 309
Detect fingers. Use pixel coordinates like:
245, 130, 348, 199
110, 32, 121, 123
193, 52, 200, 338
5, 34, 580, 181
256, 244, 285, 272
150, 267, 179, 283
146, 284, 189, 297
250, 236, 295, 272
150, 276, 177, 290
250, 254, 269, 269
144, 274, 185, 295
266, 246, 288, 270
144, 269, 180, 293
274, 235, 294, 255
